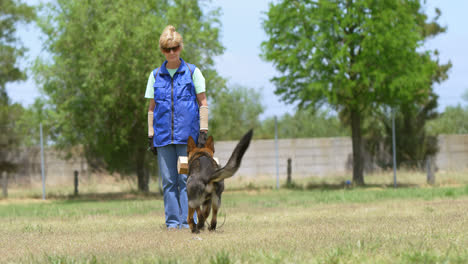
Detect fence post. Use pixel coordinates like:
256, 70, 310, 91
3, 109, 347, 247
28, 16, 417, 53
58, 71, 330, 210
287, 158, 292, 186
40, 123, 46, 200
427, 157, 435, 185
74, 170, 79, 196
1, 172, 7, 198
392, 108, 397, 188
274, 116, 279, 190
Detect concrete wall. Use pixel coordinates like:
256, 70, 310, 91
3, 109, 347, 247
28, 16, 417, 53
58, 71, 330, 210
436, 134, 468, 171
7, 148, 87, 186
216, 134, 468, 178
215, 137, 352, 178
5, 134, 468, 185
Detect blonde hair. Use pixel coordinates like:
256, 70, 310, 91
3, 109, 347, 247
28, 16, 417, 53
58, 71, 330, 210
159, 25, 183, 50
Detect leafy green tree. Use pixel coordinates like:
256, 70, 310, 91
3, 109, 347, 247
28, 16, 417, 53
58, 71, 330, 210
425, 87, 468, 136
210, 84, 264, 140
34, 0, 224, 191
262, 0, 437, 185
257, 109, 349, 139
0, 0, 35, 174
426, 105, 468, 135
364, 93, 439, 169
0, 0, 35, 92
15, 98, 53, 147
0, 95, 25, 174
364, 7, 450, 169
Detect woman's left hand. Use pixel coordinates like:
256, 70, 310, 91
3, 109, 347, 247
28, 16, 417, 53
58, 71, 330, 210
198, 131, 208, 147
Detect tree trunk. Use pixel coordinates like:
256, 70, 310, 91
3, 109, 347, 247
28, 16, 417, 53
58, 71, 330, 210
136, 150, 149, 192
350, 109, 365, 186
2, 171, 7, 198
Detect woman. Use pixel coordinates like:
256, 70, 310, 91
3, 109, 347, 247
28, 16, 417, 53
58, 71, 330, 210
145, 25, 208, 229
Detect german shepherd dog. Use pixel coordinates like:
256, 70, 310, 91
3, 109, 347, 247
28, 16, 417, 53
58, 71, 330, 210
186, 129, 253, 233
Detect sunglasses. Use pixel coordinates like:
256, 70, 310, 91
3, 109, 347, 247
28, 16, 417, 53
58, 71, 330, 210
162, 45, 180, 53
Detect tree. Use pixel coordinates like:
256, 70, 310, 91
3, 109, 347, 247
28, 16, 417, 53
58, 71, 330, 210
0, 94, 25, 175
15, 98, 53, 147
364, 93, 439, 169
34, 0, 225, 191
257, 109, 349, 139
428, 88, 468, 136
364, 7, 451, 169
210, 84, 264, 140
426, 105, 468, 135
262, 0, 437, 185
0, 0, 35, 176
0, 0, 35, 92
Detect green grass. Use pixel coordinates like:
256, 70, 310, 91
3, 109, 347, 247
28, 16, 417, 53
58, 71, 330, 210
2, 185, 467, 219
222, 184, 468, 215
0, 199, 163, 218
1, 179, 468, 263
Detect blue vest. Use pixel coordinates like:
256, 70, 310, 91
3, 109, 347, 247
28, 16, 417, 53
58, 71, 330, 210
152, 58, 200, 147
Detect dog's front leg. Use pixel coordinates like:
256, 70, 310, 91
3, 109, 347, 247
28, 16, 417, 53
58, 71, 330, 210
209, 195, 221, 231
209, 206, 218, 231
188, 207, 197, 233
197, 200, 211, 230
195, 207, 205, 232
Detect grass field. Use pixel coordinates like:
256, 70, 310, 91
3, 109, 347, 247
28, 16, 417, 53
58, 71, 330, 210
1, 172, 468, 263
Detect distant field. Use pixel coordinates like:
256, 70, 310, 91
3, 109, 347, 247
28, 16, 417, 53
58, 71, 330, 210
1, 173, 468, 263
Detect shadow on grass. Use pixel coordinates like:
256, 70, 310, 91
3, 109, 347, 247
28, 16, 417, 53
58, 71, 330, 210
21, 181, 456, 202
226, 182, 273, 192
284, 181, 420, 191
31, 191, 163, 202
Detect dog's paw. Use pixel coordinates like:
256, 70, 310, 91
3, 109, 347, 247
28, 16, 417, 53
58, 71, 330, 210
197, 223, 205, 230
208, 221, 217, 231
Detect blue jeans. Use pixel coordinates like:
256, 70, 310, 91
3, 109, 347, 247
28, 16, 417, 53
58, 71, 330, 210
157, 144, 190, 229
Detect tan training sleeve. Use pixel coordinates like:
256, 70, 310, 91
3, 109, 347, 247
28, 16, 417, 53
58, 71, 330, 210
148, 111, 154, 137
199, 106, 209, 131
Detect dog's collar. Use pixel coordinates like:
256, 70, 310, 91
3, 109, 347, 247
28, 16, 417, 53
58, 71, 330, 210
187, 151, 218, 176
188, 151, 213, 163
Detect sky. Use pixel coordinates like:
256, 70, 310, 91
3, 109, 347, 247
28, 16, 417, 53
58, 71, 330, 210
6, 0, 468, 119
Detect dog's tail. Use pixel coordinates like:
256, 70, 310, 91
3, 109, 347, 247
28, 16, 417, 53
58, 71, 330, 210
210, 129, 253, 183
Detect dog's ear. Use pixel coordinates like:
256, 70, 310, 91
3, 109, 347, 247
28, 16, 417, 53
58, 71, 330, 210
206, 136, 215, 153
187, 136, 197, 154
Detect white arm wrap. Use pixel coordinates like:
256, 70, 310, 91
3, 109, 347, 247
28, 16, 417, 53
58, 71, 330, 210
199, 106, 209, 131
148, 111, 154, 137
